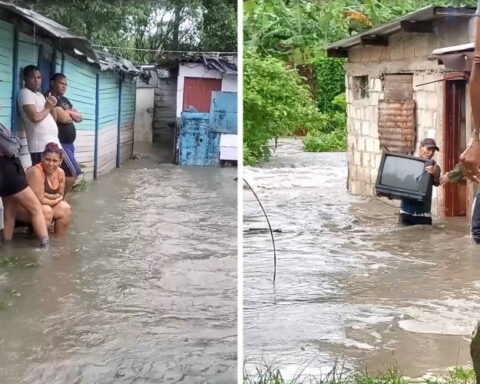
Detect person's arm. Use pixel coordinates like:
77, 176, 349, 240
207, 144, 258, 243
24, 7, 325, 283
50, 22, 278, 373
459, 2, 480, 182
425, 165, 441, 186
433, 165, 441, 186
26, 167, 62, 206
68, 107, 83, 123
22, 93, 57, 123
53, 106, 73, 124
58, 168, 66, 197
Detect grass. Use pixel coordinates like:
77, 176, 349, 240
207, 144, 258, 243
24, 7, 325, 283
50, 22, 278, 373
243, 364, 477, 384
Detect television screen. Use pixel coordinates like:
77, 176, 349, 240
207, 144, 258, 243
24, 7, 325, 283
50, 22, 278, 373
375, 152, 433, 202
380, 156, 426, 191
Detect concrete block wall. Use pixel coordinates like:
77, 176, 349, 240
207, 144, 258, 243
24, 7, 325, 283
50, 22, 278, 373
343, 22, 471, 215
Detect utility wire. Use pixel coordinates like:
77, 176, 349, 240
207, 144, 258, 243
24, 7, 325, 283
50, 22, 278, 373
92, 45, 237, 54
243, 178, 277, 285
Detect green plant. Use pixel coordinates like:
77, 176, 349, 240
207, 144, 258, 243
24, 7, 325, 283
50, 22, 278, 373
244, 50, 322, 164
303, 127, 346, 152
312, 57, 346, 112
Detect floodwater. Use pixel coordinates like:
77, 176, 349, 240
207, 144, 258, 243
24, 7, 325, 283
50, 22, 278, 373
244, 138, 480, 379
0, 152, 237, 384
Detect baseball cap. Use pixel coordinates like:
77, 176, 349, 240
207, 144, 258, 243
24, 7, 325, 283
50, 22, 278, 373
420, 138, 439, 151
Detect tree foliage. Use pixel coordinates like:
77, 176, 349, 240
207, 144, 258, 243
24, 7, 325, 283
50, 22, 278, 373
244, 50, 321, 165
6, 0, 237, 63
244, 0, 478, 160
245, 0, 477, 65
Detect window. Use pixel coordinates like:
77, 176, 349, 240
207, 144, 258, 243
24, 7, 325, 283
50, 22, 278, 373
352, 75, 369, 100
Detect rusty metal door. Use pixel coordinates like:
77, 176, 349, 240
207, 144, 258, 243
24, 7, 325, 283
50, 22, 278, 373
183, 77, 222, 113
443, 79, 467, 217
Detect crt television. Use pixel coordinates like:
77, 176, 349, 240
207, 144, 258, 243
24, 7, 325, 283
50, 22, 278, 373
375, 152, 434, 202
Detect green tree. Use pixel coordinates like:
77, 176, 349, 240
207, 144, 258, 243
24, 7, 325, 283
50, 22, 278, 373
244, 50, 321, 164
7, 0, 237, 62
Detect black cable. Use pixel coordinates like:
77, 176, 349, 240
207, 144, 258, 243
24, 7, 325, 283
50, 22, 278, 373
243, 178, 277, 285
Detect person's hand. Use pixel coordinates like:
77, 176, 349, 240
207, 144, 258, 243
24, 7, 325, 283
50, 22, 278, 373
459, 133, 480, 183
46, 93, 57, 109
425, 165, 437, 175
440, 174, 450, 185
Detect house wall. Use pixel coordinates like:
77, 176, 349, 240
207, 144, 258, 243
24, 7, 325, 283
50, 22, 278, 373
176, 63, 238, 117
0, 17, 136, 180
134, 87, 154, 143
344, 19, 474, 216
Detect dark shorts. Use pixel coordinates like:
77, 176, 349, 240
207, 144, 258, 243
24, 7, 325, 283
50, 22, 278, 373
30, 152, 42, 165
0, 156, 28, 197
60, 143, 81, 178
472, 192, 480, 244
399, 213, 432, 226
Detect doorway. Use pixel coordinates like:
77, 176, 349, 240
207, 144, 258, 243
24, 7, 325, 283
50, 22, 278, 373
443, 78, 467, 217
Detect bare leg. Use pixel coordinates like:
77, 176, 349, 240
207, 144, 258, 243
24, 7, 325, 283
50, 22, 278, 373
52, 201, 71, 236
64, 176, 76, 198
15, 205, 53, 229
3, 187, 48, 242
3, 198, 17, 240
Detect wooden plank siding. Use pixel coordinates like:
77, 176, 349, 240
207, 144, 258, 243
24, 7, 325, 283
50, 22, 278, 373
0, 20, 14, 128
120, 78, 135, 163
0, 17, 136, 179
97, 71, 119, 176
62, 55, 97, 178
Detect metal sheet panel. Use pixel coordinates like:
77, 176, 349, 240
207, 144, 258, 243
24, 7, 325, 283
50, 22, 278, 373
210, 91, 237, 134
182, 77, 221, 113
378, 99, 416, 154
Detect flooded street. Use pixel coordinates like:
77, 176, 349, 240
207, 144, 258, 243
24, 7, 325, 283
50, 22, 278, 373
244, 138, 480, 378
0, 155, 237, 384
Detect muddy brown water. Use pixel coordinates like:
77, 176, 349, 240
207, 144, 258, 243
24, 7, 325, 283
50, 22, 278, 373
0, 155, 237, 384
244, 138, 480, 379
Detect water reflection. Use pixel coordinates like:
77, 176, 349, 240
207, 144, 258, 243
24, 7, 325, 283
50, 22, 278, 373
0, 156, 237, 384
244, 137, 479, 379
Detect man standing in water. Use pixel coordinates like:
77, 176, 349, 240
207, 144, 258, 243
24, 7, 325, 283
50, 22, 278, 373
399, 138, 441, 226
48, 73, 82, 194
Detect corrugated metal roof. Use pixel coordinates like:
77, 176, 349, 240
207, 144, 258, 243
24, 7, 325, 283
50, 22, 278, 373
177, 55, 237, 74
0, 1, 138, 75
429, 42, 474, 71
327, 6, 475, 57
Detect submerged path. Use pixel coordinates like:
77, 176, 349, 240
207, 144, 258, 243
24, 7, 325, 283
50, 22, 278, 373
0, 153, 237, 384
244, 137, 479, 378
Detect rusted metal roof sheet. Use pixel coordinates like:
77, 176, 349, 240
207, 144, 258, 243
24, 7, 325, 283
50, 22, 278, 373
327, 6, 475, 57
429, 43, 474, 72
0, 0, 97, 62
378, 100, 416, 154
96, 51, 140, 75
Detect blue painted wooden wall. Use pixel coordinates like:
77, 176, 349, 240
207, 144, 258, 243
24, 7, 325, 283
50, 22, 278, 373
179, 112, 221, 166
179, 90, 237, 166
0, 17, 136, 179
0, 20, 14, 128
210, 91, 237, 134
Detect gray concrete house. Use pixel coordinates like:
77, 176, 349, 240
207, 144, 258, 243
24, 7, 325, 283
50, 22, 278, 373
327, 5, 479, 219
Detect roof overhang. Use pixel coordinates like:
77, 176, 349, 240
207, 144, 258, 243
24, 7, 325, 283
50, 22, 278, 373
327, 6, 476, 58
429, 42, 474, 72
0, 1, 98, 62
0, 1, 140, 76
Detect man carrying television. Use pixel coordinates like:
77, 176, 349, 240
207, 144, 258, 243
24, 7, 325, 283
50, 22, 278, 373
399, 138, 441, 226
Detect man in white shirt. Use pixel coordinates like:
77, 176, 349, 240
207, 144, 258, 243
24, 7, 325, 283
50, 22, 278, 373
18, 65, 59, 165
